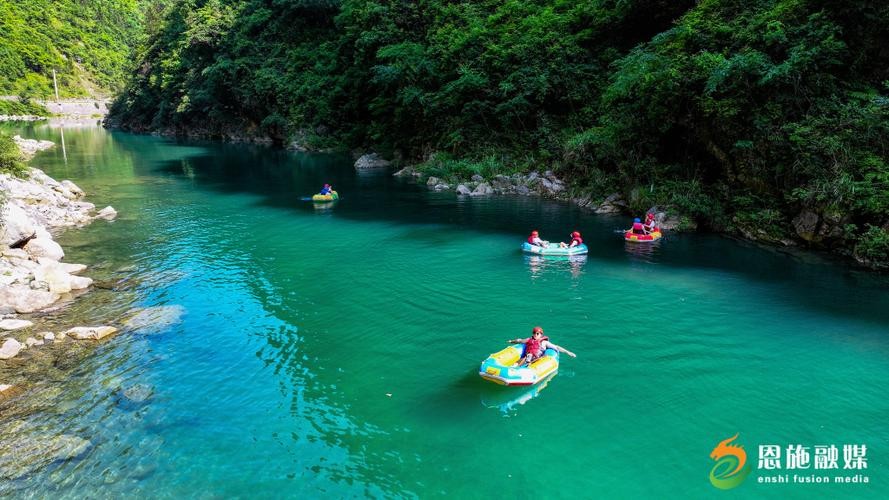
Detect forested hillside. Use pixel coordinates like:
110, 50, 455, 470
0, 0, 168, 99
107, 0, 889, 265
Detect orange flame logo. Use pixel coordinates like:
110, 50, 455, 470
709, 433, 751, 489
710, 433, 747, 473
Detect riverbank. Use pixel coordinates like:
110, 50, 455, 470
0, 98, 111, 123
1, 135, 118, 396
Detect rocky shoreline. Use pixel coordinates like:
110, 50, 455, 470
1, 136, 119, 397
381, 158, 684, 231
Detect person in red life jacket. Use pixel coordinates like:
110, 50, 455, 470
527, 230, 549, 248
642, 213, 657, 232
560, 231, 583, 248
631, 217, 648, 235
508, 326, 577, 367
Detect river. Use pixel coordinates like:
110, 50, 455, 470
2, 124, 888, 498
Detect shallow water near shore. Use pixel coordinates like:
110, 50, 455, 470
2, 124, 889, 498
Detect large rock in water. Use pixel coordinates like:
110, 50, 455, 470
0, 203, 36, 247
65, 326, 118, 340
95, 206, 117, 220
354, 153, 391, 170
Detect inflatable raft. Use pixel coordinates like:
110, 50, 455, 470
521, 242, 589, 256
479, 344, 559, 386
312, 191, 339, 202
624, 229, 662, 243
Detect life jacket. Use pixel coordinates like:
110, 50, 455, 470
528, 235, 539, 244
525, 335, 549, 358
572, 236, 583, 246
632, 222, 645, 234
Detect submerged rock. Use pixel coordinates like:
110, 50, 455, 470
121, 383, 154, 404
0, 423, 91, 480
123, 305, 185, 334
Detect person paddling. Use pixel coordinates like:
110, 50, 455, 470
509, 326, 576, 367
319, 183, 334, 195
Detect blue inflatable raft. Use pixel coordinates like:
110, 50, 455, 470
521, 242, 588, 256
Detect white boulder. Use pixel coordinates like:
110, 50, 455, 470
60, 180, 84, 198
32, 261, 72, 294
0, 203, 36, 246
95, 206, 117, 220
0, 319, 33, 331
65, 326, 118, 340
0, 338, 22, 359
24, 237, 64, 261
0, 285, 60, 313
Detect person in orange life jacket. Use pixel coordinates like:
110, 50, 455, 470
508, 326, 576, 367
631, 217, 648, 235
642, 213, 657, 232
560, 231, 583, 248
527, 230, 549, 248
320, 183, 333, 195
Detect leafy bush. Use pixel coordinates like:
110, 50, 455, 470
854, 225, 889, 265
0, 98, 46, 116
0, 134, 26, 176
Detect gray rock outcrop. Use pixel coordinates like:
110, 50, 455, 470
354, 153, 391, 170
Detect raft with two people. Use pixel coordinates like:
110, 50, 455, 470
522, 230, 588, 256
624, 213, 662, 243
479, 327, 576, 386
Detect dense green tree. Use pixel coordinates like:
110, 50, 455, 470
0, 0, 170, 97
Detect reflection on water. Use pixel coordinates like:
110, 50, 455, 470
480, 374, 555, 415
623, 239, 662, 262
526, 254, 587, 279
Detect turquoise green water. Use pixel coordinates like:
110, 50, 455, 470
3, 124, 889, 498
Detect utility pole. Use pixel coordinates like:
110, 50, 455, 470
52, 69, 60, 102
